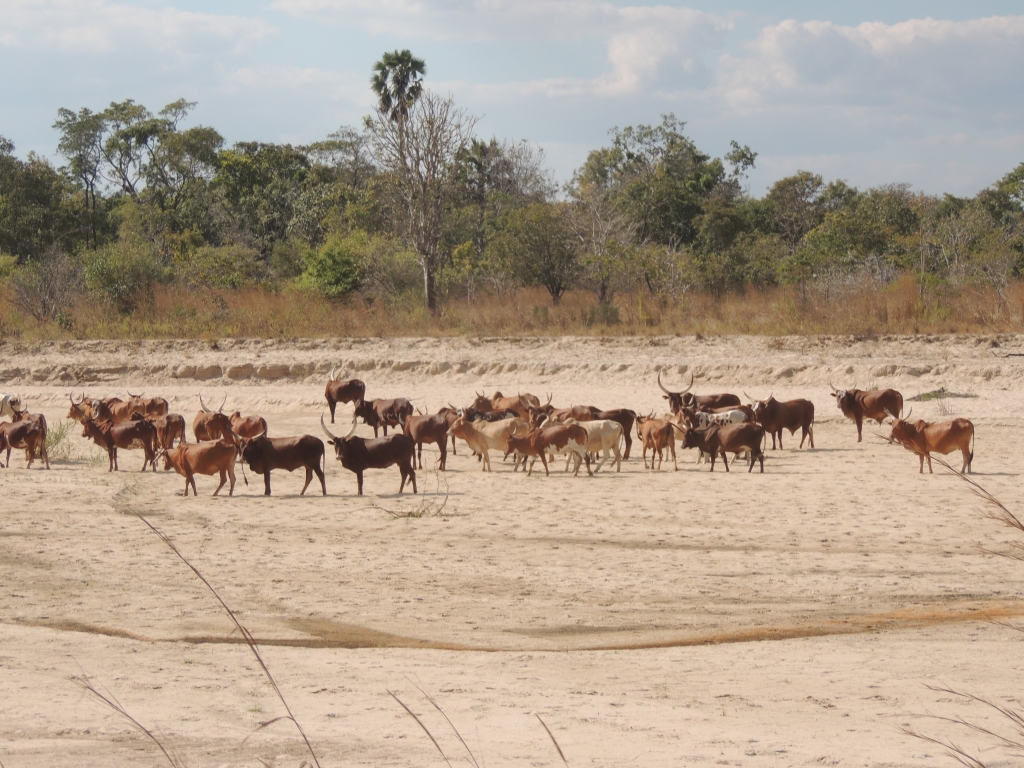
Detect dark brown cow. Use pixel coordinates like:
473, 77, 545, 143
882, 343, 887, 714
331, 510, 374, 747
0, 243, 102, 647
589, 407, 636, 460
127, 392, 169, 419
324, 370, 366, 424
674, 422, 766, 473
149, 414, 187, 451
10, 406, 49, 462
321, 415, 417, 495
887, 409, 974, 474
81, 418, 157, 472
402, 411, 450, 470
542, 404, 596, 424
635, 414, 677, 471
746, 393, 815, 450
0, 419, 49, 469
658, 372, 741, 414
470, 391, 541, 420
505, 423, 591, 477
354, 398, 413, 437
162, 440, 237, 496
194, 395, 231, 441
237, 431, 326, 496
830, 384, 904, 443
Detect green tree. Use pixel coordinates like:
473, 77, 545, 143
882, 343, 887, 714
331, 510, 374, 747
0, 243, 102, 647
298, 232, 364, 298
488, 203, 577, 304
371, 50, 426, 122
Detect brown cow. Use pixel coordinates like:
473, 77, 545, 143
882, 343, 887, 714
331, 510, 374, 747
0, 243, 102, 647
674, 422, 766, 473
236, 430, 326, 496
81, 418, 158, 472
470, 391, 541, 420
194, 395, 231, 441
657, 372, 741, 414
322, 415, 416, 495
0, 419, 49, 469
887, 409, 974, 474
149, 414, 187, 452
830, 384, 904, 443
10, 406, 49, 462
354, 398, 413, 437
505, 423, 591, 477
403, 411, 450, 470
162, 440, 237, 496
324, 370, 366, 424
127, 392, 169, 419
635, 414, 677, 471
229, 411, 269, 440
746, 393, 815, 450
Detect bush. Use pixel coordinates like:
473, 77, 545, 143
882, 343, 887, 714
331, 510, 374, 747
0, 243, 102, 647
84, 243, 164, 315
173, 244, 265, 289
7, 246, 83, 324
298, 233, 363, 298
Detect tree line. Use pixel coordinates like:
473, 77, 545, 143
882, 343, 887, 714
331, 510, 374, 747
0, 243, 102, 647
1, 49, 1022, 330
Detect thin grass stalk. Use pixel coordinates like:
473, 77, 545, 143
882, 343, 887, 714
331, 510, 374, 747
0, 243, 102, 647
536, 713, 568, 766
387, 690, 453, 768
125, 506, 320, 768
407, 678, 479, 768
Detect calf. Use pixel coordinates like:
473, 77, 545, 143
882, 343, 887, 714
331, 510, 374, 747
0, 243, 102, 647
237, 431, 326, 496
0, 420, 49, 469
506, 424, 591, 477
403, 411, 450, 470
322, 415, 417, 495
887, 410, 974, 474
747, 393, 814, 449
162, 440, 237, 496
447, 415, 530, 471
324, 371, 366, 423
563, 418, 622, 473
354, 398, 413, 437
81, 418, 157, 472
635, 414, 677, 471
676, 422, 766, 473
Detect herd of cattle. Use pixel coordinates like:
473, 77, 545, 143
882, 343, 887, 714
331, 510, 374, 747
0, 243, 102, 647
0, 368, 977, 497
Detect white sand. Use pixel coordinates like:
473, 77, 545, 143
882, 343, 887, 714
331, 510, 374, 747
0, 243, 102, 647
1, 334, 1023, 766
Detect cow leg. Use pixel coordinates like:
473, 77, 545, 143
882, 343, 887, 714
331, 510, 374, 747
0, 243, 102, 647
670, 441, 677, 472
328, 399, 337, 424
481, 450, 491, 472
263, 471, 272, 496
438, 444, 447, 471
450, 435, 457, 455
526, 457, 535, 477
408, 466, 417, 493
856, 415, 863, 442
622, 431, 632, 460
300, 467, 313, 495
227, 464, 236, 496
315, 464, 326, 495
382, 425, 388, 436
613, 442, 622, 472
583, 450, 592, 477
918, 454, 925, 474
708, 450, 715, 471
540, 453, 550, 477
112, 447, 119, 472
776, 431, 782, 450
721, 451, 730, 472
214, 470, 230, 496
926, 454, 933, 474
356, 471, 364, 495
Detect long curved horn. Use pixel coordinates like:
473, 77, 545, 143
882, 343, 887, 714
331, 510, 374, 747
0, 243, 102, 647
682, 372, 694, 395
199, 395, 212, 413
657, 371, 672, 395
545, 392, 552, 406
235, 428, 265, 441
767, 392, 773, 401
320, 412, 339, 441
744, 391, 755, 404
884, 409, 896, 420
218, 394, 227, 413
344, 413, 358, 439
828, 381, 839, 393
904, 407, 912, 420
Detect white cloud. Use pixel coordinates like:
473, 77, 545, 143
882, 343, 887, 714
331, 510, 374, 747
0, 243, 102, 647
223, 65, 371, 106
0, 0, 274, 56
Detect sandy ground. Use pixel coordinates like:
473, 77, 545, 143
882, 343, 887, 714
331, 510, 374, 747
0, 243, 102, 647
2, 334, 1024, 766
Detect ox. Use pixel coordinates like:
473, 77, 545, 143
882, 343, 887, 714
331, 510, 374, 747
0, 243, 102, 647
81, 418, 158, 472
127, 392, 169, 419
236, 430, 326, 496
10, 406, 49, 462
354, 398, 413, 437
563, 418, 622, 472
506, 423, 591, 477
657, 372, 741, 414
887, 409, 974, 474
589, 408, 636, 460
229, 411, 269, 440
0, 419, 49, 469
194, 395, 231, 441
674, 422, 766, 473
746, 393, 815, 450
322, 415, 417, 495
403, 411, 450, 470
161, 440, 238, 496
635, 414, 677, 471
324, 370, 366, 424
470, 391, 541, 420
447, 415, 530, 471
830, 384, 904, 443
149, 414, 187, 452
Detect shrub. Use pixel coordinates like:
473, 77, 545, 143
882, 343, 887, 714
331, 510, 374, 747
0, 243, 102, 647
84, 243, 164, 315
297, 232, 363, 299
173, 244, 265, 289
6, 246, 83, 324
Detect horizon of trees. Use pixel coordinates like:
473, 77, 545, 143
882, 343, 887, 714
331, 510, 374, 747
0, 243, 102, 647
1, 50, 1022, 329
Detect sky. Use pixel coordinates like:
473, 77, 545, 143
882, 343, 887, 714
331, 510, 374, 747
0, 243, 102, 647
1, 0, 1023, 197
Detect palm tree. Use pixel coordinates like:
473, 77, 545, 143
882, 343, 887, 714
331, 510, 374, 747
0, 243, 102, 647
371, 50, 426, 122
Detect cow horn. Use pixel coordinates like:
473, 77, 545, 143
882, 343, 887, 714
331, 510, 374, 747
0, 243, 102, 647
682, 372, 694, 394
545, 392, 552, 406
329, 366, 338, 382
767, 392, 773, 401
885, 409, 897, 421
199, 395, 212, 413
904, 407, 912, 420
744, 391, 755, 404
320, 412, 339, 441
828, 381, 839, 393
448, 402, 458, 410
344, 414, 358, 439
218, 394, 227, 413
657, 371, 672, 395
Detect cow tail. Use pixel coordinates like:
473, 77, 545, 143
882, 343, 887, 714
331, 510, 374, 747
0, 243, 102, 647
237, 443, 249, 486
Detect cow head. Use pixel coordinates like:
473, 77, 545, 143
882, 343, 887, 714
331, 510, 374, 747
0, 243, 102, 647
199, 393, 227, 414
745, 392, 774, 420
161, 444, 186, 473
470, 392, 492, 412
657, 371, 693, 414
235, 429, 268, 473
67, 392, 90, 421
884, 407, 915, 444
829, 383, 856, 413
353, 399, 378, 423
321, 413, 359, 467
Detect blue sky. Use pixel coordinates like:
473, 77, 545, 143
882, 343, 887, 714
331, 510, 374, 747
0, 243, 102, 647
1, 1, 1022, 196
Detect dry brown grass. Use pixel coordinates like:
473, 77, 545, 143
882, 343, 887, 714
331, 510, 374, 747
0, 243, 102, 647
3, 274, 1024, 339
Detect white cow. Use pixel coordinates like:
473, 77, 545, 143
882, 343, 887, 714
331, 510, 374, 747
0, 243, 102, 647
447, 415, 530, 471
562, 418, 623, 473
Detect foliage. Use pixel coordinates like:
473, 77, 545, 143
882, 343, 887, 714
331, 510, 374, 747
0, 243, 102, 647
371, 50, 426, 123
297, 232, 365, 298
6, 246, 83, 325
174, 244, 265, 289
84, 241, 164, 315
488, 203, 578, 304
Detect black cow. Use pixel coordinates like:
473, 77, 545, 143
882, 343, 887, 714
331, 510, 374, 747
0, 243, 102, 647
321, 415, 417, 495
237, 431, 326, 496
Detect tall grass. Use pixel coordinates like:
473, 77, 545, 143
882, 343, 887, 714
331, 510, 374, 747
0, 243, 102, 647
3, 274, 1024, 340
